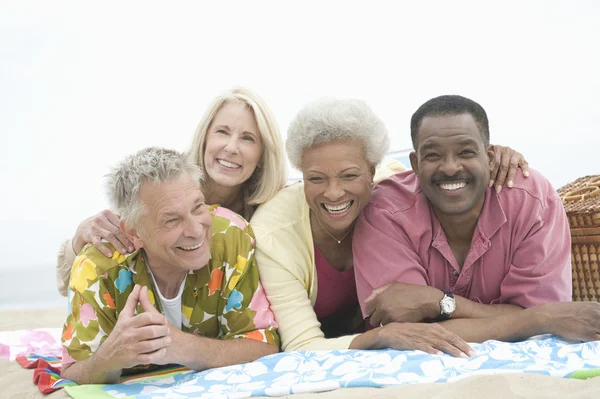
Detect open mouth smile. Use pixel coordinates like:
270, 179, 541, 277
321, 200, 354, 214
217, 159, 241, 169
438, 182, 467, 191
177, 240, 204, 251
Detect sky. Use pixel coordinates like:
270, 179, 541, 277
0, 1, 599, 304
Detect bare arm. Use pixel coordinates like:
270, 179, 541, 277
365, 283, 522, 326
440, 302, 600, 343
169, 328, 278, 371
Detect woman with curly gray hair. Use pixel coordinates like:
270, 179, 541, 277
251, 98, 477, 356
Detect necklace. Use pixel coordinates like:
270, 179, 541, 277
312, 211, 354, 244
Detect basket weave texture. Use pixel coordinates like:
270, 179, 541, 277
558, 176, 600, 302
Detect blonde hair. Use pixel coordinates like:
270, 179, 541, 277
186, 87, 287, 206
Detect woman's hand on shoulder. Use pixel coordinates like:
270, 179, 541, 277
72, 209, 133, 257
489, 144, 529, 193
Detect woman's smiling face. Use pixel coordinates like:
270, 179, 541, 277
302, 140, 375, 236
203, 101, 264, 189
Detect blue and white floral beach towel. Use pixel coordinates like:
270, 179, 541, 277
63, 335, 600, 398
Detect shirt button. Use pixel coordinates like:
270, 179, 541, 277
452, 271, 459, 277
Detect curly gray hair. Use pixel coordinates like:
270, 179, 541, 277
106, 147, 203, 229
286, 98, 390, 169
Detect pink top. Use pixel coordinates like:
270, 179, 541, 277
353, 169, 572, 317
313, 244, 358, 320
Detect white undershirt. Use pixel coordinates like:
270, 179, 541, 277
147, 267, 186, 330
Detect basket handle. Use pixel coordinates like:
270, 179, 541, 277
564, 185, 600, 202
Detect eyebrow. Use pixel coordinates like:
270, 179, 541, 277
420, 142, 441, 152
457, 138, 480, 147
305, 167, 360, 175
160, 211, 180, 220
214, 125, 257, 137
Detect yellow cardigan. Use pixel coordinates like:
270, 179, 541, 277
251, 160, 406, 351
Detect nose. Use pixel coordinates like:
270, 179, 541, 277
438, 154, 463, 177
324, 178, 345, 201
224, 134, 239, 155
183, 215, 207, 239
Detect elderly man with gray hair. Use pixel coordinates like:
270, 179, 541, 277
60, 147, 279, 384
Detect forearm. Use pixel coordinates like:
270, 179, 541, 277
61, 355, 122, 384
452, 296, 522, 319
172, 330, 278, 371
439, 307, 549, 342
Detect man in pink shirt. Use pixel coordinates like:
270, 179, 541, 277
353, 95, 599, 343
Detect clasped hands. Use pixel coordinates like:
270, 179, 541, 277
95, 285, 178, 370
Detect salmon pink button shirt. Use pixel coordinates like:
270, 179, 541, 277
353, 169, 572, 317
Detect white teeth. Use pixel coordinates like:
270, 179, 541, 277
179, 240, 204, 251
217, 159, 241, 168
440, 182, 467, 191
323, 201, 352, 214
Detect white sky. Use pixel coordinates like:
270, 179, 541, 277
1, 0, 599, 280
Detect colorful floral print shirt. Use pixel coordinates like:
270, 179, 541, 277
61, 206, 280, 367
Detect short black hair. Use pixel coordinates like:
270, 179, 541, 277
410, 95, 490, 149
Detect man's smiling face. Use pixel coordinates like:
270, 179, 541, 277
410, 113, 494, 216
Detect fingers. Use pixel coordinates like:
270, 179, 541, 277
519, 158, 529, 177
139, 286, 160, 314
505, 151, 523, 188
105, 228, 133, 255
121, 284, 142, 319
416, 344, 443, 356
135, 324, 171, 341
131, 310, 168, 328
91, 234, 114, 257
135, 335, 172, 356
489, 145, 501, 188
429, 324, 475, 358
137, 347, 168, 365
365, 298, 376, 317
369, 308, 383, 327
494, 148, 512, 194
82, 210, 133, 256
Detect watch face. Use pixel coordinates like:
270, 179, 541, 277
441, 296, 456, 314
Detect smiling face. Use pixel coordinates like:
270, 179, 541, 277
410, 113, 494, 216
204, 101, 264, 189
128, 174, 213, 274
302, 140, 375, 236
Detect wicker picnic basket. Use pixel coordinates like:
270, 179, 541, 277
557, 175, 600, 302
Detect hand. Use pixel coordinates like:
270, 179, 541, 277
377, 322, 475, 358
489, 145, 529, 193
95, 285, 171, 370
537, 302, 600, 342
365, 283, 442, 326
72, 209, 134, 256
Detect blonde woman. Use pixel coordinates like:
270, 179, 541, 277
56, 87, 287, 295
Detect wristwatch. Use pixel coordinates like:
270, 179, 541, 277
438, 291, 456, 321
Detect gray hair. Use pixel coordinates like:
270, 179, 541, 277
286, 98, 390, 169
106, 147, 203, 229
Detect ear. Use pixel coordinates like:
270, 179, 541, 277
369, 163, 376, 182
120, 220, 144, 250
409, 151, 418, 173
